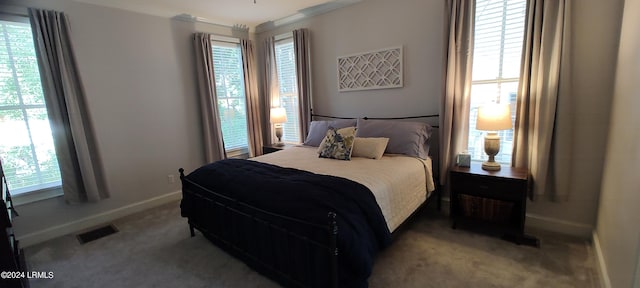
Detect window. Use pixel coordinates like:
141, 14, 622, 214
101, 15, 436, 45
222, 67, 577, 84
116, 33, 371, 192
211, 38, 249, 154
468, 0, 527, 164
274, 35, 301, 143
0, 18, 62, 195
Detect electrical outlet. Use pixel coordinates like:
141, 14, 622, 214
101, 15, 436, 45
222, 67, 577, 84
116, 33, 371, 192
167, 174, 175, 184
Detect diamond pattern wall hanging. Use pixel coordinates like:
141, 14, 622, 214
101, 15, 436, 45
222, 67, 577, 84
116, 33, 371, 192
337, 46, 403, 92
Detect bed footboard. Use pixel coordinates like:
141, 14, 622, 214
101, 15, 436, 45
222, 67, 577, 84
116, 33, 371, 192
179, 168, 338, 288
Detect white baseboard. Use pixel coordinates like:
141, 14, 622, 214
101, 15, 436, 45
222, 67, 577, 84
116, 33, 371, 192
17, 191, 182, 248
440, 197, 593, 238
592, 231, 612, 288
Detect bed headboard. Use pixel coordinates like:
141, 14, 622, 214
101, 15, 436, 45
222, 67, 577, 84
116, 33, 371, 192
310, 113, 440, 183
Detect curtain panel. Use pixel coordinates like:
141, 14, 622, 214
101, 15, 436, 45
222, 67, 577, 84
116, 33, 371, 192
240, 39, 264, 157
440, 0, 475, 185
29, 8, 109, 203
293, 29, 312, 142
262, 37, 279, 145
193, 33, 226, 163
512, 0, 572, 201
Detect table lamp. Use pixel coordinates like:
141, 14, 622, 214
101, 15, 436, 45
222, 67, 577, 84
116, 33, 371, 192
476, 103, 512, 171
270, 107, 287, 146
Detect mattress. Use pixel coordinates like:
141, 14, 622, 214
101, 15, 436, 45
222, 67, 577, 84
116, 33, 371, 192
252, 145, 435, 232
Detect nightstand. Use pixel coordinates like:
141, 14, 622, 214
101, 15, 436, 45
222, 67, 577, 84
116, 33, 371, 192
450, 162, 539, 247
263, 143, 296, 155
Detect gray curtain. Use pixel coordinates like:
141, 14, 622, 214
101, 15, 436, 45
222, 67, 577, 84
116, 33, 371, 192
262, 37, 279, 145
29, 9, 108, 203
512, 0, 572, 201
240, 39, 264, 157
293, 29, 312, 142
440, 0, 475, 185
193, 33, 226, 163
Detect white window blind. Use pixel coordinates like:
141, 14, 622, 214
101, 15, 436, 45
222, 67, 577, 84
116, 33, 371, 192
275, 36, 301, 143
211, 40, 249, 152
0, 20, 62, 195
468, 0, 527, 164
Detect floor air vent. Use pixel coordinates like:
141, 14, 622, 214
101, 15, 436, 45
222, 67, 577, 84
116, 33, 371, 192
76, 224, 118, 244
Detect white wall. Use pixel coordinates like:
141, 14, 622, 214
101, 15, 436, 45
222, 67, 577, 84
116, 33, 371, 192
257, 0, 445, 119
1, 0, 230, 245
595, 0, 640, 286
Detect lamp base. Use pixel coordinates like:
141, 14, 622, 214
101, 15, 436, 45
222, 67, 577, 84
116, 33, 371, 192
482, 161, 501, 171
273, 142, 284, 147
482, 131, 501, 171
274, 125, 284, 147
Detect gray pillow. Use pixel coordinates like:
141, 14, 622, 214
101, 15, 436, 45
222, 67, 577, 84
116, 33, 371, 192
355, 118, 432, 159
303, 119, 358, 147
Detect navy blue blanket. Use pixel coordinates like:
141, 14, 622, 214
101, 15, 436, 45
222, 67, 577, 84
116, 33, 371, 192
182, 159, 391, 287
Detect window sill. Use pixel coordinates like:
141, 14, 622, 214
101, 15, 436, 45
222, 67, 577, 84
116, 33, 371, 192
12, 185, 63, 206
227, 147, 250, 159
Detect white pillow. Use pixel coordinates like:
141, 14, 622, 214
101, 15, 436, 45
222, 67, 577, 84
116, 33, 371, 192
352, 137, 389, 160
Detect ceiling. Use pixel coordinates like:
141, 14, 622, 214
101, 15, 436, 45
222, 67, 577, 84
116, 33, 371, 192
73, 0, 337, 29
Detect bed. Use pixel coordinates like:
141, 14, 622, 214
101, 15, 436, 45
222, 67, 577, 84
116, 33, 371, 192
179, 117, 438, 288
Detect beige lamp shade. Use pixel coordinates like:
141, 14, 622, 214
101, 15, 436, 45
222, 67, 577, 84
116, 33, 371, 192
476, 103, 512, 131
270, 107, 287, 124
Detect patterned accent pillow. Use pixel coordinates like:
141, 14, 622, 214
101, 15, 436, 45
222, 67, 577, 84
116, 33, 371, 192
317, 127, 356, 160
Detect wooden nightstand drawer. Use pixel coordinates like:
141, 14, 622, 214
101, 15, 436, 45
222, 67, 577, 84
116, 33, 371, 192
451, 173, 525, 201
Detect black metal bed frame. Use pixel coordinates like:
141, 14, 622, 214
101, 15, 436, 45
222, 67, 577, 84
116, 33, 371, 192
311, 113, 440, 123
179, 171, 339, 287
180, 114, 439, 288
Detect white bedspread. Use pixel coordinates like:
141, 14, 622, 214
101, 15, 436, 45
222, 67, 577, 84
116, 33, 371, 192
252, 146, 435, 232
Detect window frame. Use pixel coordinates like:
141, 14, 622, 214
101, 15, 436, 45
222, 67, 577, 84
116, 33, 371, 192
274, 32, 301, 144
0, 15, 63, 203
210, 35, 251, 157
12, 185, 62, 206
467, 0, 526, 165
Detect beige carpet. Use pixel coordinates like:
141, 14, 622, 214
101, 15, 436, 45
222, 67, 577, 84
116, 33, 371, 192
25, 201, 600, 288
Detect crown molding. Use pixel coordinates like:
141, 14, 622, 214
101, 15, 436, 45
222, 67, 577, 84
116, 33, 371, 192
172, 13, 235, 29
255, 0, 362, 34
172, 0, 361, 34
